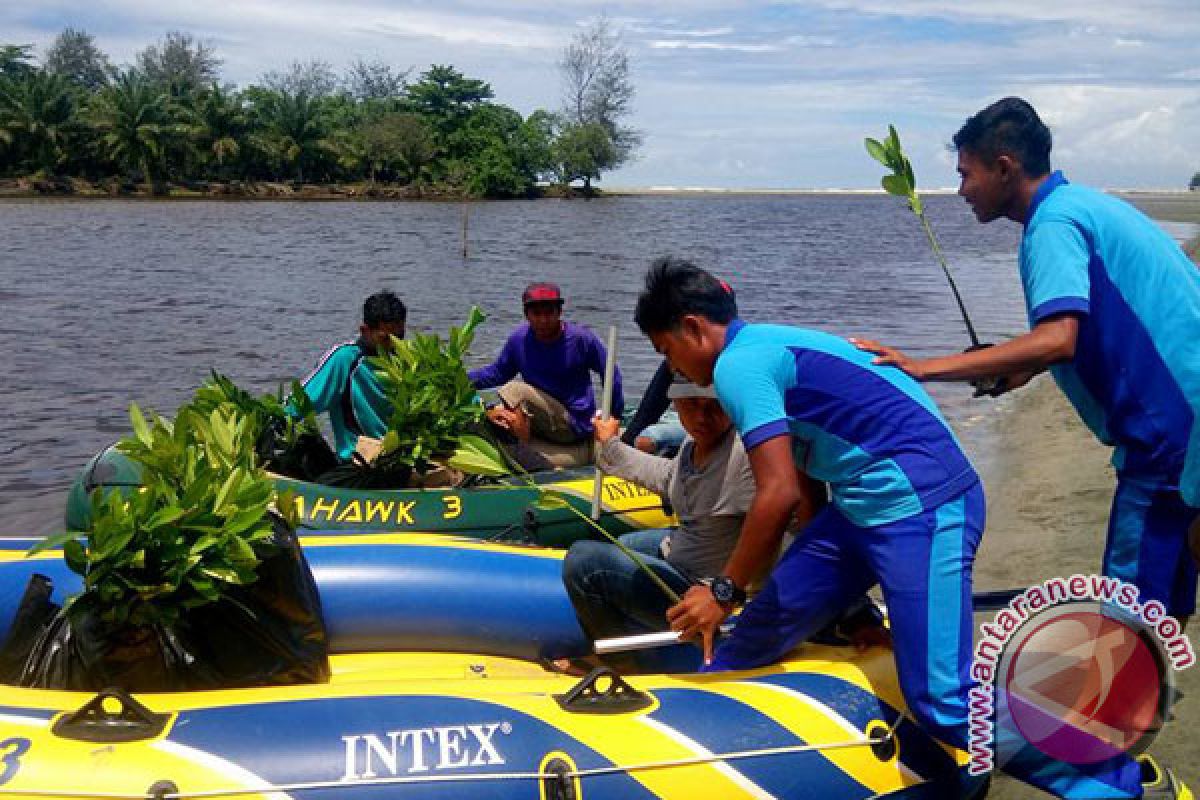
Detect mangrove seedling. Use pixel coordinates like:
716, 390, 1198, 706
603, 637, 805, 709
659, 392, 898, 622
32, 400, 298, 629
865, 125, 981, 347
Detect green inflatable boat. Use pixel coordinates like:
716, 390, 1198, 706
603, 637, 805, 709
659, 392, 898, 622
65, 444, 673, 547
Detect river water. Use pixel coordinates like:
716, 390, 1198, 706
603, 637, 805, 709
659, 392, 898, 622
0, 195, 1193, 535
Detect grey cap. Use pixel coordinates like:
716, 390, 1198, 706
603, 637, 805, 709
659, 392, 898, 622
667, 373, 717, 399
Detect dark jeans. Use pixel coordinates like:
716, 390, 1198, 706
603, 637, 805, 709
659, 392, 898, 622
563, 529, 693, 642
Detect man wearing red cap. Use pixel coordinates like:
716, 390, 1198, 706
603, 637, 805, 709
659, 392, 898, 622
470, 282, 624, 467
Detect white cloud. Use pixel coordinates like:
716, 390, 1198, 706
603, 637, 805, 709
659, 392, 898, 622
806, 0, 1200, 37
1020, 85, 1200, 186
655, 26, 736, 37
650, 40, 778, 52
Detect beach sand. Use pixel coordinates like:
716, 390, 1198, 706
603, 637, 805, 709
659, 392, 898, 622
968, 370, 1199, 791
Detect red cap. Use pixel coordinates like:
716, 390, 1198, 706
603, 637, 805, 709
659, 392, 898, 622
522, 282, 564, 306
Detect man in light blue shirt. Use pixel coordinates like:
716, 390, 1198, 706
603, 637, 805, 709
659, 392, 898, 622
634, 257, 986, 793
855, 96, 1196, 799
856, 97, 1200, 624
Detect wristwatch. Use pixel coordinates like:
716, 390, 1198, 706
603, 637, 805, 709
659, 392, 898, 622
710, 576, 746, 607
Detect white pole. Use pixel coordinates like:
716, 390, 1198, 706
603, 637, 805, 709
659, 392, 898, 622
591, 326, 618, 520
594, 624, 735, 654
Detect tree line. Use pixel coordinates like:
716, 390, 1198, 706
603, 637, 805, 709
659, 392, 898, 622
0, 21, 638, 198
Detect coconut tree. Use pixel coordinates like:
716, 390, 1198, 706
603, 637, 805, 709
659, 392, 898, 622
88, 69, 175, 187
251, 89, 330, 182
0, 71, 79, 175
185, 83, 249, 179
0, 44, 36, 80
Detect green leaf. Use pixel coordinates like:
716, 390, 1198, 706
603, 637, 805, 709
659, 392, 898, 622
224, 506, 269, 536
223, 535, 258, 566
881, 173, 910, 198
447, 451, 509, 477
213, 467, 244, 513
27, 528, 84, 556
199, 565, 240, 584
534, 490, 570, 510
864, 137, 890, 167
447, 434, 511, 476
94, 524, 135, 560
275, 490, 300, 530
887, 124, 902, 158
187, 575, 220, 601
64, 539, 87, 575
144, 505, 187, 530
189, 534, 220, 554
129, 403, 153, 447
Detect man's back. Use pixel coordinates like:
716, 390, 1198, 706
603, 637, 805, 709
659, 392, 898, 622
1022, 176, 1200, 497
715, 321, 977, 527
301, 341, 391, 461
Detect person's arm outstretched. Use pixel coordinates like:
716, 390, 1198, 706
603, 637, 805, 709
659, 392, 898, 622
852, 314, 1077, 395
469, 332, 520, 389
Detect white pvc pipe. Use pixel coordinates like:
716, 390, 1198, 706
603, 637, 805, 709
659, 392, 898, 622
591, 326, 618, 520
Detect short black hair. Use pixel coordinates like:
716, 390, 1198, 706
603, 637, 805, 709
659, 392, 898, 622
634, 257, 738, 334
953, 97, 1052, 177
363, 290, 407, 328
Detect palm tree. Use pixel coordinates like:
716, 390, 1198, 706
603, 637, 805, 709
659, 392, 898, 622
0, 71, 79, 174
185, 83, 249, 179
88, 70, 174, 187
252, 89, 330, 182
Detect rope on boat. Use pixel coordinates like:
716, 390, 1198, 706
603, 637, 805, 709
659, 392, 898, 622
0, 716, 908, 799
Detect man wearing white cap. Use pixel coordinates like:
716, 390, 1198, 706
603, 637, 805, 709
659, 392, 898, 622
561, 375, 755, 669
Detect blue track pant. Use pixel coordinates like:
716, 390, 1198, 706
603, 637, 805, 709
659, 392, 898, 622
1103, 475, 1198, 618
707, 483, 985, 750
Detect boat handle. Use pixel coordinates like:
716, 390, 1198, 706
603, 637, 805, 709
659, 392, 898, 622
554, 666, 652, 714
52, 687, 171, 743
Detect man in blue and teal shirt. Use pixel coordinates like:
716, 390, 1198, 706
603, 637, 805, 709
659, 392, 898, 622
856, 96, 1196, 798
296, 290, 406, 462
634, 258, 986, 782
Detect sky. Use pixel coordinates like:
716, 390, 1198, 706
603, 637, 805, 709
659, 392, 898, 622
4, 0, 1199, 189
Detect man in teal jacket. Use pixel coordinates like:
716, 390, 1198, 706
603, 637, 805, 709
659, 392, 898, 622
297, 290, 406, 461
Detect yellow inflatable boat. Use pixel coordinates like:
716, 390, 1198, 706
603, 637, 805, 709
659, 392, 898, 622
0, 536, 979, 799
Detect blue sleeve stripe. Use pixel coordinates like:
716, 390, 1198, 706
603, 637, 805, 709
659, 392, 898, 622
1031, 296, 1090, 323
742, 419, 790, 450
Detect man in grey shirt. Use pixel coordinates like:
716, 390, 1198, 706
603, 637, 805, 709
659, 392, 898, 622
562, 377, 754, 668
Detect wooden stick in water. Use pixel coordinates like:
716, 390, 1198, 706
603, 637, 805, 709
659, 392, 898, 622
591, 326, 618, 519
461, 205, 469, 259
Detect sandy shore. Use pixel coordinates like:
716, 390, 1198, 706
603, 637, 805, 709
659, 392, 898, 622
967, 220, 1200, 794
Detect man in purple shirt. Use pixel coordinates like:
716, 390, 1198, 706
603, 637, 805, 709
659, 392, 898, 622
470, 283, 624, 467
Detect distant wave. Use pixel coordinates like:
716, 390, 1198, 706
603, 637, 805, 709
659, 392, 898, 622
613, 186, 962, 195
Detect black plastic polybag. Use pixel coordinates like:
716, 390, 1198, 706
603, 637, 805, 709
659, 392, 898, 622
256, 419, 338, 481
0, 574, 58, 683
182, 517, 330, 687
9, 516, 329, 691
